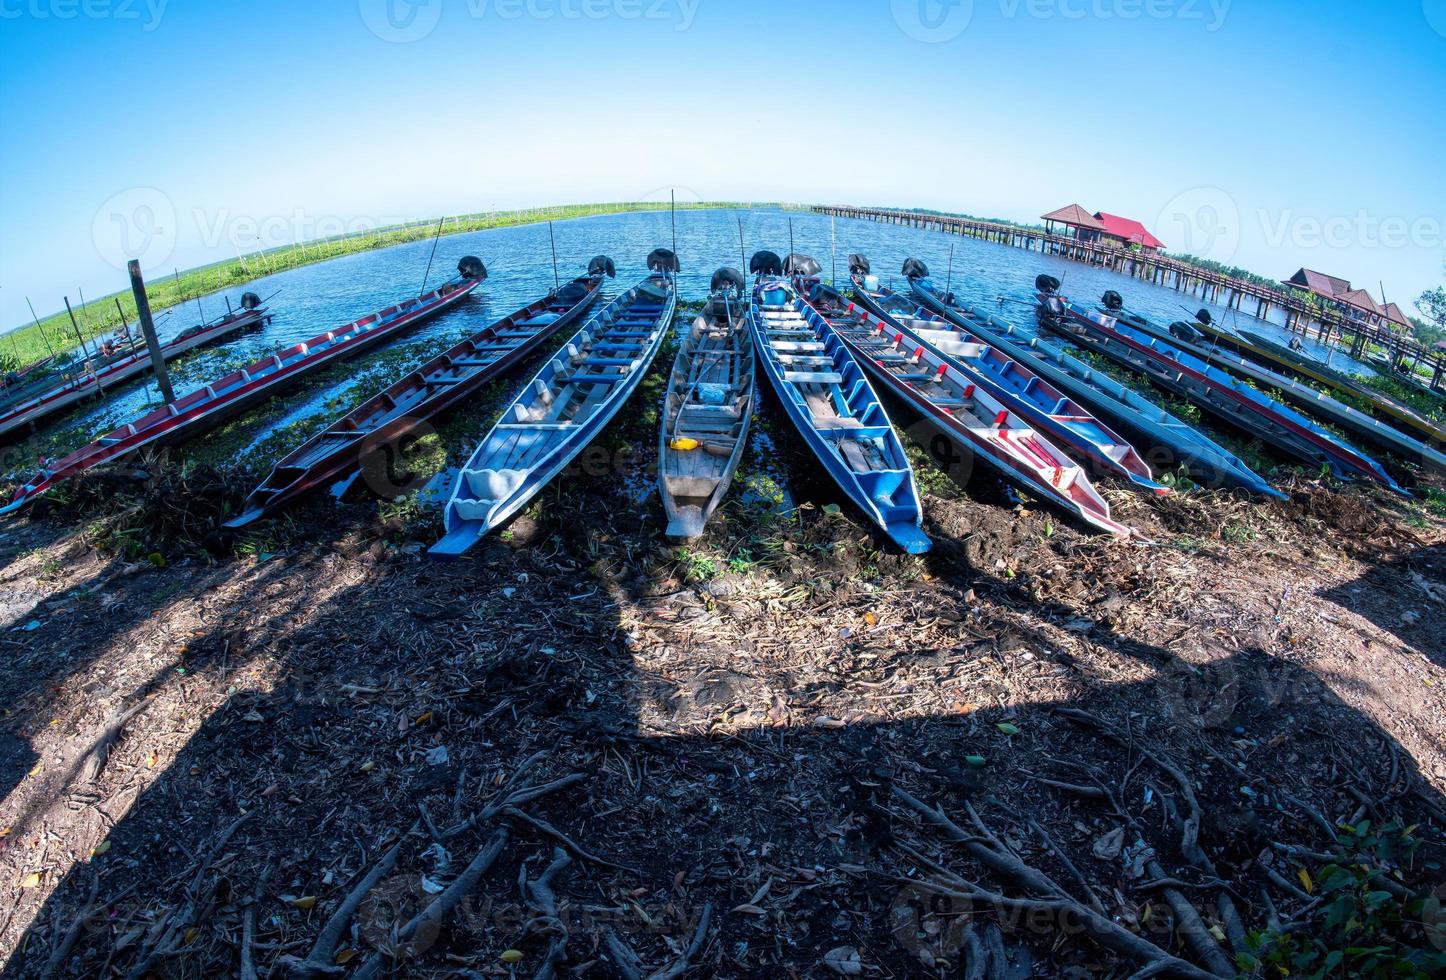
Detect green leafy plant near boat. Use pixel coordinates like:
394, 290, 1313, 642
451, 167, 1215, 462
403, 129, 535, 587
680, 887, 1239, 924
1238, 821, 1446, 980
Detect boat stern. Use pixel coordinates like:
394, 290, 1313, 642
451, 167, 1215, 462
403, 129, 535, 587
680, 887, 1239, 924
886, 522, 933, 555
664, 505, 707, 542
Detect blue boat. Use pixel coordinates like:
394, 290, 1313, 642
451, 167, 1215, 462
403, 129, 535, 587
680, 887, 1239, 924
430, 251, 680, 559
1034, 276, 1407, 495
846, 262, 1284, 498
748, 257, 930, 554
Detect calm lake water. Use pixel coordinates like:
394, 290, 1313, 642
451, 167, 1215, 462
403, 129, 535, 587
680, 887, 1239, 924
35, 207, 1372, 453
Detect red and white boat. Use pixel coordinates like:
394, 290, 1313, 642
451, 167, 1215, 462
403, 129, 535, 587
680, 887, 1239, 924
0, 260, 486, 516
798, 280, 1131, 538
0, 298, 269, 440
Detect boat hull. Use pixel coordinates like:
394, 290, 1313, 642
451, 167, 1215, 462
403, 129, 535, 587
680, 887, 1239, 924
431, 275, 677, 559
750, 277, 930, 554
228, 276, 603, 528
1038, 295, 1406, 494
0, 307, 266, 441
887, 278, 1284, 498
658, 294, 754, 541
1, 279, 479, 516
1105, 306, 1446, 474
803, 281, 1129, 537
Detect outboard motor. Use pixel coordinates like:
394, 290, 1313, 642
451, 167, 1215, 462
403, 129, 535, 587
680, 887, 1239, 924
706, 267, 746, 320
783, 253, 822, 277
457, 256, 488, 281
749, 250, 783, 277
1194, 308, 1213, 326
646, 248, 680, 274
587, 255, 617, 278
848, 253, 871, 276
901, 257, 930, 280
710, 267, 746, 295
1035, 274, 1061, 295
1168, 321, 1204, 343
1101, 290, 1124, 311
240, 292, 262, 311
555, 281, 589, 304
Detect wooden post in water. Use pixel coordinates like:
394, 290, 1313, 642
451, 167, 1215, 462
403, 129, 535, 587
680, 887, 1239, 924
128, 260, 175, 404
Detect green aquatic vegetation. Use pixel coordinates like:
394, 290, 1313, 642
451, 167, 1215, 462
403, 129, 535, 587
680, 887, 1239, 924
674, 547, 719, 582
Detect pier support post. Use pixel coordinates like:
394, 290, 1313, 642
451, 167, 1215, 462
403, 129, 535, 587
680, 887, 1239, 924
128, 260, 175, 404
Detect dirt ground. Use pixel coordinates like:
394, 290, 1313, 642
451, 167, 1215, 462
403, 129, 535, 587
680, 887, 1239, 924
0, 403, 1444, 977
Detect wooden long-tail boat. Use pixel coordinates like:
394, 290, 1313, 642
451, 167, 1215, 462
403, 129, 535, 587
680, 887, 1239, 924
0, 261, 485, 516
793, 274, 1130, 537
659, 267, 754, 540
1093, 295, 1446, 475
227, 264, 609, 528
429, 250, 680, 559
822, 263, 1162, 494
0, 297, 269, 441
1035, 276, 1408, 495
859, 266, 1283, 498
747, 257, 930, 554
1106, 298, 1446, 438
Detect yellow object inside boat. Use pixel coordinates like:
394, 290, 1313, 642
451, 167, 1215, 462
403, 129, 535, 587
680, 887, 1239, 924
669, 437, 700, 451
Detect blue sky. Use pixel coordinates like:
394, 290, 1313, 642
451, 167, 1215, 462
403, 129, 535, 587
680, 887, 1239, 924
1, 0, 1443, 330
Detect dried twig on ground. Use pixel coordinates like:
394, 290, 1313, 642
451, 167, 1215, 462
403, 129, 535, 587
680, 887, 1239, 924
889, 785, 1225, 979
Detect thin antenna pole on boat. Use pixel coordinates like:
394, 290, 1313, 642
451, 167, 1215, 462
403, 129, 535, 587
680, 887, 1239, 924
831, 217, 837, 286
944, 244, 954, 300
548, 221, 560, 292
63, 296, 103, 394
788, 219, 795, 264
177, 267, 206, 329
737, 215, 746, 273
670, 189, 677, 261
419, 217, 445, 296
115, 296, 156, 402
25, 297, 58, 361
77, 286, 97, 349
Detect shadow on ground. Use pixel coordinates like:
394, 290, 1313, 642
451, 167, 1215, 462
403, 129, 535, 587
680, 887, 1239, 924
1, 432, 1444, 978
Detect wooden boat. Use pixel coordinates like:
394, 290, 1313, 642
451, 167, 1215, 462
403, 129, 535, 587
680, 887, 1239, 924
1, 353, 64, 401
228, 266, 609, 528
429, 251, 680, 559
658, 267, 754, 540
748, 264, 930, 554
0, 262, 485, 516
1035, 277, 1407, 495
0, 297, 270, 441
1195, 323, 1445, 442
1366, 353, 1446, 405
795, 276, 1130, 537
1107, 298, 1446, 436
872, 269, 1283, 498
1094, 296, 1446, 475
820, 268, 1162, 494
